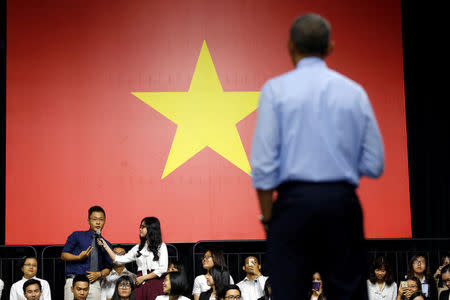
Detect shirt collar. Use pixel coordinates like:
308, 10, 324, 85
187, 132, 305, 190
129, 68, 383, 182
296, 56, 326, 69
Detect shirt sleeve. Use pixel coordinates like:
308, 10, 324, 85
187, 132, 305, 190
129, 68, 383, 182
153, 243, 168, 277
114, 244, 139, 265
192, 275, 202, 295
101, 239, 114, 270
41, 280, 52, 300
357, 90, 384, 178
251, 81, 281, 190
62, 231, 78, 254
9, 282, 20, 300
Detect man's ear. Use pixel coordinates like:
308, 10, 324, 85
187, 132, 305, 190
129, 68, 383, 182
325, 40, 335, 57
242, 266, 246, 271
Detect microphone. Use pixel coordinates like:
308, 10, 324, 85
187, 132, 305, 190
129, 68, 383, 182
95, 229, 101, 237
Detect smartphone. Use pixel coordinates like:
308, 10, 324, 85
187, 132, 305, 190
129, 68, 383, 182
400, 281, 408, 288
248, 258, 255, 266
312, 281, 321, 290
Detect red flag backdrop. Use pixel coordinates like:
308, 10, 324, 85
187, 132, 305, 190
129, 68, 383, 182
6, 0, 410, 244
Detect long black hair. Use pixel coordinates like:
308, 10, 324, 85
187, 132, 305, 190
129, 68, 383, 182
209, 266, 230, 298
407, 255, 433, 284
137, 217, 162, 261
369, 256, 395, 285
111, 275, 136, 300
166, 271, 189, 298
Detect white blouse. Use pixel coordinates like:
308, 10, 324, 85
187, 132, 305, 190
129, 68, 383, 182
192, 274, 235, 295
155, 295, 191, 300
114, 242, 168, 277
367, 280, 397, 300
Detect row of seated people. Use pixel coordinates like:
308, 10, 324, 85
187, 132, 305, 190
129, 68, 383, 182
1, 251, 449, 300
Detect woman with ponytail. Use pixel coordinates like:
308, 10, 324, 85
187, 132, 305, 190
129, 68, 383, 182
99, 217, 168, 300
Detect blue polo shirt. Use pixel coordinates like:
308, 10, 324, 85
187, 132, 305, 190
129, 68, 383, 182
62, 230, 113, 275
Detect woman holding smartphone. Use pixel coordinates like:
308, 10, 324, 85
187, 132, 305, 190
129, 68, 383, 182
367, 256, 397, 300
308, 272, 325, 300
99, 217, 168, 300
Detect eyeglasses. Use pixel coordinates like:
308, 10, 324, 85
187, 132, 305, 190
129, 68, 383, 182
202, 255, 212, 260
225, 296, 241, 299
24, 263, 37, 267
442, 279, 450, 283
119, 283, 132, 288
89, 218, 105, 222
139, 225, 146, 229
413, 259, 425, 265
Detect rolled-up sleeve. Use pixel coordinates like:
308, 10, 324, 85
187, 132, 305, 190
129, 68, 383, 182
358, 91, 384, 178
153, 243, 168, 277
251, 81, 281, 190
62, 232, 77, 254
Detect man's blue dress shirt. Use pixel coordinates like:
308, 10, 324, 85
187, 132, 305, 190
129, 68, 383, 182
62, 230, 113, 275
251, 57, 384, 189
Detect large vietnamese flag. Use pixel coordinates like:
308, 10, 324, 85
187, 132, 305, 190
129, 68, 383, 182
6, 0, 410, 244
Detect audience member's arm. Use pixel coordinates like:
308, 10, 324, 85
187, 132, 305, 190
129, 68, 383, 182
42, 280, 52, 300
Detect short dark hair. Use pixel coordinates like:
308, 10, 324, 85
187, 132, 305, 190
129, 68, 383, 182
23, 279, 42, 293
242, 255, 260, 266
88, 206, 105, 217
290, 13, 331, 56
166, 271, 189, 296
72, 274, 90, 287
220, 285, 241, 299
368, 256, 395, 285
21, 256, 38, 267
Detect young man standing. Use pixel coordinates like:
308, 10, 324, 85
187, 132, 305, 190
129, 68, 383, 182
61, 206, 113, 300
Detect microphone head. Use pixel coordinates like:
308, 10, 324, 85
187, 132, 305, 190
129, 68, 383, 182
96, 230, 101, 235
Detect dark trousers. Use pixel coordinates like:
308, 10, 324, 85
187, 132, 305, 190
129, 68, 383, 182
267, 181, 368, 300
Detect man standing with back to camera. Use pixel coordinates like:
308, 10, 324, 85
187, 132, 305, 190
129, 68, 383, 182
251, 13, 384, 300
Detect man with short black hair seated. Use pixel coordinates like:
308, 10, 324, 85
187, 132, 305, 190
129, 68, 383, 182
221, 285, 241, 300
23, 279, 42, 300
100, 245, 136, 300
72, 275, 90, 300
236, 256, 267, 300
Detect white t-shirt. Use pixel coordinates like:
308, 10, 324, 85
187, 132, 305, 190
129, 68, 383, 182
0, 278, 4, 298
192, 274, 235, 295
10, 276, 52, 300
237, 275, 268, 300
367, 280, 397, 300
155, 295, 191, 300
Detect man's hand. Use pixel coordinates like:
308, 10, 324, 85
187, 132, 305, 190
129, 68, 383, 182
248, 265, 262, 277
86, 271, 101, 283
78, 246, 93, 261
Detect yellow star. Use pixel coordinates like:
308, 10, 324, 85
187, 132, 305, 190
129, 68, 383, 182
133, 41, 259, 179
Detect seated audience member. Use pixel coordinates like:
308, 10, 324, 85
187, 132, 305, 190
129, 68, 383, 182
257, 277, 271, 300
397, 277, 423, 300
406, 255, 437, 299
155, 271, 190, 300
439, 265, 450, 300
220, 285, 241, 300
435, 255, 450, 297
193, 249, 234, 300
10, 256, 51, 300
168, 260, 185, 274
367, 256, 397, 300
199, 266, 231, 300
101, 245, 136, 300
22, 279, 42, 300
308, 272, 325, 300
72, 275, 90, 300
237, 256, 267, 300
0, 277, 4, 298
111, 276, 136, 300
